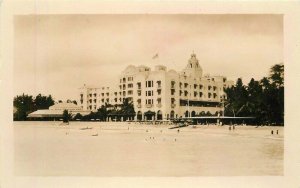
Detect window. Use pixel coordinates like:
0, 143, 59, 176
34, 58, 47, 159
157, 89, 161, 95
184, 91, 188, 97
208, 93, 212, 98
208, 86, 212, 90
146, 80, 153, 87
128, 83, 133, 88
146, 99, 153, 104
157, 98, 161, 104
137, 99, 141, 104
146, 90, 153, 96
171, 81, 176, 88
137, 82, 141, 89
171, 89, 175, 95
101, 93, 104, 97
199, 85, 203, 89
128, 90, 133, 95
171, 98, 175, 104
138, 90, 141, 96
157, 80, 161, 88
194, 92, 197, 97
199, 92, 203, 97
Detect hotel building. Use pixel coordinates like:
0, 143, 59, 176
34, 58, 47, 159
79, 53, 234, 121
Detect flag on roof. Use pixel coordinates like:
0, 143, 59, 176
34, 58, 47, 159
152, 53, 159, 59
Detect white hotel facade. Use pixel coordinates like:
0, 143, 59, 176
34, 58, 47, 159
79, 53, 234, 121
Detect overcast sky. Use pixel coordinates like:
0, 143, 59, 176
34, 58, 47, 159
14, 14, 283, 101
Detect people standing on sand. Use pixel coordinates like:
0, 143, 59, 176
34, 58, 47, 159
276, 130, 278, 134
271, 130, 273, 134
229, 126, 231, 131
177, 129, 180, 133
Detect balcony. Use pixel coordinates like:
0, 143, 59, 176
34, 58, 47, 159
146, 104, 153, 108
137, 104, 142, 108
156, 103, 162, 108
171, 104, 176, 108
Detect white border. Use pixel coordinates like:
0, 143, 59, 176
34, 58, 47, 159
1, 1, 300, 187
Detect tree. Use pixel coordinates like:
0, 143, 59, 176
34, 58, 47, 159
13, 94, 35, 120
34, 94, 54, 110
224, 64, 284, 125
73, 113, 83, 120
63, 110, 71, 123
119, 98, 135, 120
269, 63, 284, 88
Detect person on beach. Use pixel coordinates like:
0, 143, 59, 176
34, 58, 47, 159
276, 130, 278, 134
177, 129, 180, 133
229, 126, 231, 131
271, 130, 274, 134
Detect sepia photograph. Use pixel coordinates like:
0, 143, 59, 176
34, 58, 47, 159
12, 14, 284, 177
3, 0, 300, 187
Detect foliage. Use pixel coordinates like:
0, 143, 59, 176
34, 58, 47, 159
63, 110, 71, 123
13, 93, 55, 121
73, 113, 83, 120
224, 64, 284, 125
81, 98, 136, 121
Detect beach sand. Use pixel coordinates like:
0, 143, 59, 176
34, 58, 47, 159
14, 121, 283, 176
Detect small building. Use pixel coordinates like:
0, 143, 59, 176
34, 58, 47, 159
27, 102, 90, 120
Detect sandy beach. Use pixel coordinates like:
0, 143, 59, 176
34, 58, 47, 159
14, 121, 283, 176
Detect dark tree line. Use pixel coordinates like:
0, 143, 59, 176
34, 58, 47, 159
13, 94, 55, 120
224, 64, 284, 125
74, 98, 135, 121
13, 94, 77, 121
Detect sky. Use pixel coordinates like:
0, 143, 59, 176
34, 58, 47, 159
14, 14, 283, 101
